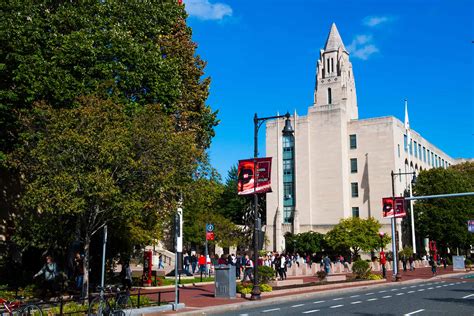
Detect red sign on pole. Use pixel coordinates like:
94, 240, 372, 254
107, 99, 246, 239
382, 197, 406, 218
206, 232, 215, 241
237, 157, 272, 195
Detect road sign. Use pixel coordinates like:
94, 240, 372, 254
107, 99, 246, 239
206, 223, 214, 232
206, 232, 215, 241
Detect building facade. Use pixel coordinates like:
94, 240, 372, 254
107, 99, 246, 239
265, 23, 455, 252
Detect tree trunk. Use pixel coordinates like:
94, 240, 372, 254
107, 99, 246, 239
82, 234, 91, 300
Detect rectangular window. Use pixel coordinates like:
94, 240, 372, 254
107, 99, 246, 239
331, 58, 334, 73
442, 159, 445, 168
352, 207, 359, 218
427, 149, 430, 165
423, 147, 426, 162
327, 58, 330, 73
283, 183, 294, 206
399, 169, 402, 182
409, 139, 412, 155
418, 144, 422, 160
328, 88, 332, 104
349, 134, 357, 149
431, 152, 434, 166
404, 135, 407, 151
398, 144, 400, 157
350, 158, 358, 173
351, 182, 358, 197
414, 141, 418, 158
283, 206, 293, 224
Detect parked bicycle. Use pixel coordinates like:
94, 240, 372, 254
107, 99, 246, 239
0, 296, 43, 316
88, 285, 133, 316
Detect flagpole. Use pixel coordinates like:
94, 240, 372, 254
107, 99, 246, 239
405, 99, 417, 255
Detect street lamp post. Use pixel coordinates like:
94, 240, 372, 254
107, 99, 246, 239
251, 112, 293, 300
390, 170, 416, 281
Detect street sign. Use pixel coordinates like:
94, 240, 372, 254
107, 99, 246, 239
382, 197, 406, 218
206, 232, 215, 241
206, 223, 214, 232
468, 220, 474, 233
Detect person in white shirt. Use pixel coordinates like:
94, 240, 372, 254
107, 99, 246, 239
242, 254, 254, 281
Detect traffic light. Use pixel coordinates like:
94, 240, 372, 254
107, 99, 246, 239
382, 197, 394, 216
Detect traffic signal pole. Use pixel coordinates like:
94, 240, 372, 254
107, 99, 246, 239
390, 171, 399, 281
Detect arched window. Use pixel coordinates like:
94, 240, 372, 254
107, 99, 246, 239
328, 88, 332, 104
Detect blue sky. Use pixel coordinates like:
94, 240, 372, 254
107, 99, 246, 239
183, 0, 473, 179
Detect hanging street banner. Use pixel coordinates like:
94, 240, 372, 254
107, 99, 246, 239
469, 220, 474, 233
237, 157, 272, 195
206, 232, 215, 241
382, 197, 406, 218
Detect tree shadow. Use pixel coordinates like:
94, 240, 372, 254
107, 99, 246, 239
426, 297, 474, 307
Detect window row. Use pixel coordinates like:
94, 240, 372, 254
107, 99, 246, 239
403, 134, 450, 168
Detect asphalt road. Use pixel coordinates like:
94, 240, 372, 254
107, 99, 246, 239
214, 276, 474, 316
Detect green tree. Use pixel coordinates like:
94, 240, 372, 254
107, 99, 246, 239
285, 231, 326, 254
325, 217, 390, 258
414, 163, 474, 255
9, 97, 199, 297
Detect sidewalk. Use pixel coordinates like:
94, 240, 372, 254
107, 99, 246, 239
140, 266, 471, 315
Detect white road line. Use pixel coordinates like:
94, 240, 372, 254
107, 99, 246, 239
239, 314, 249, 316
396, 293, 404, 296
449, 283, 455, 286
367, 298, 378, 301
302, 310, 320, 314
417, 289, 425, 292
351, 301, 362, 304
332, 297, 343, 301
382, 295, 392, 298
442, 284, 448, 287
435, 286, 442, 288
350, 295, 360, 298
262, 308, 280, 313
404, 309, 425, 315
391, 288, 398, 291
292, 304, 305, 307
330, 305, 343, 308
401, 287, 408, 289
462, 281, 467, 283
365, 292, 374, 295
410, 285, 417, 288
462, 294, 474, 299
408, 290, 415, 293
379, 290, 387, 293
427, 287, 434, 290
313, 300, 325, 304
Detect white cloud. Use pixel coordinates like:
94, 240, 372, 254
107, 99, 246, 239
184, 0, 232, 21
363, 15, 394, 27
347, 34, 379, 60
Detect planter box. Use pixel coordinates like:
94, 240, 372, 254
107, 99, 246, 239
326, 274, 346, 282
268, 279, 304, 287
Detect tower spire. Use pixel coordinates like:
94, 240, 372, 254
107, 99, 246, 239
324, 23, 347, 52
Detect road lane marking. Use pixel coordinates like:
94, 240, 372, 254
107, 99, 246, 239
313, 300, 325, 304
408, 290, 415, 293
379, 290, 387, 293
365, 292, 374, 295
435, 286, 442, 288
367, 298, 378, 301
396, 293, 404, 296
382, 295, 392, 298
332, 297, 343, 301
404, 309, 425, 315
462, 281, 467, 283
350, 295, 360, 298
442, 285, 448, 287
417, 289, 425, 292
449, 283, 455, 286
292, 304, 305, 307
351, 301, 362, 304
262, 308, 280, 313
462, 294, 474, 299
302, 310, 320, 314
391, 288, 398, 291
410, 285, 417, 288
330, 305, 343, 308
401, 287, 407, 289
427, 287, 434, 290
239, 314, 248, 316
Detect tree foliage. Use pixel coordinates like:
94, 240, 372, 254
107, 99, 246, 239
414, 163, 474, 254
325, 217, 390, 257
285, 231, 326, 254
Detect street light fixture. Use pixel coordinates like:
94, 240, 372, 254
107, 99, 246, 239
251, 112, 293, 300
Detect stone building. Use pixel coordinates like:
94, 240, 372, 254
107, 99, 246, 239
265, 23, 456, 252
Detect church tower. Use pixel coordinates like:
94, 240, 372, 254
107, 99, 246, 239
314, 23, 358, 120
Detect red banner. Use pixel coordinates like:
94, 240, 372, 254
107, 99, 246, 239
206, 232, 215, 241
237, 157, 272, 195
382, 197, 406, 218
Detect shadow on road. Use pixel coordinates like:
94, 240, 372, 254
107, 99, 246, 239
426, 297, 474, 307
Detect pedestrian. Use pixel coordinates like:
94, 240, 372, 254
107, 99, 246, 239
191, 253, 198, 274
279, 254, 287, 280
121, 261, 132, 290
235, 254, 242, 279
158, 253, 165, 269
442, 257, 447, 269
183, 253, 190, 274
380, 252, 387, 278
218, 254, 227, 265
323, 255, 331, 274
430, 256, 437, 276
34, 255, 58, 299
73, 252, 84, 297
409, 255, 414, 271
242, 255, 254, 282
402, 255, 407, 272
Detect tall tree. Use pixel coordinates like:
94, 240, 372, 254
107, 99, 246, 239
325, 217, 390, 258
10, 97, 200, 297
414, 163, 474, 255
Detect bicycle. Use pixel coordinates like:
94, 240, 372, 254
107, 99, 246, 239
88, 285, 133, 316
0, 296, 43, 316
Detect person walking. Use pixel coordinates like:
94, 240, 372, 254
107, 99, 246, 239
409, 255, 415, 271
34, 255, 58, 299
402, 255, 407, 272
323, 255, 331, 274
73, 252, 84, 297
121, 261, 132, 290
242, 255, 254, 282
191, 253, 198, 274
430, 255, 437, 276
279, 254, 287, 280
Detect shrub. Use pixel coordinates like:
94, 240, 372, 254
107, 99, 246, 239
352, 260, 371, 279
48, 302, 88, 315
130, 294, 151, 307
446, 257, 452, 265
367, 274, 383, 280
465, 259, 472, 266
257, 266, 275, 284
259, 284, 273, 292
237, 282, 252, 294
316, 270, 327, 281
